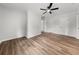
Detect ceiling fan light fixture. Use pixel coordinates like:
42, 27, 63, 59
47, 9, 50, 12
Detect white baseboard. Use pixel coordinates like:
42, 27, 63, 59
46, 30, 77, 39
0, 35, 24, 43
26, 33, 41, 39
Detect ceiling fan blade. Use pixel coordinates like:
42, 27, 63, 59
49, 11, 52, 14
51, 8, 59, 10
47, 3, 53, 9
43, 11, 47, 14
40, 8, 46, 10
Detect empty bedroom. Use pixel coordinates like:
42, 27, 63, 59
0, 3, 79, 55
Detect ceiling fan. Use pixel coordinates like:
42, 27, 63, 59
40, 3, 59, 14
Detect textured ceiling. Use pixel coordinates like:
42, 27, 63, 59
0, 3, 79, 15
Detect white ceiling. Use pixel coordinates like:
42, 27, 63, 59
0, 3, 79, 15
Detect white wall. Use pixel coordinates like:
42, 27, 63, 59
0, 3, 78, 41
0, 6, 26, 42
75, 12, 79, 39
46, 12, 77, 37
67, 13, 76, 37
0, 5, 41, 41
27, 10, 41, 38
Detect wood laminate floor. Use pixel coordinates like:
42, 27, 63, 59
0, 32, 79, 55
